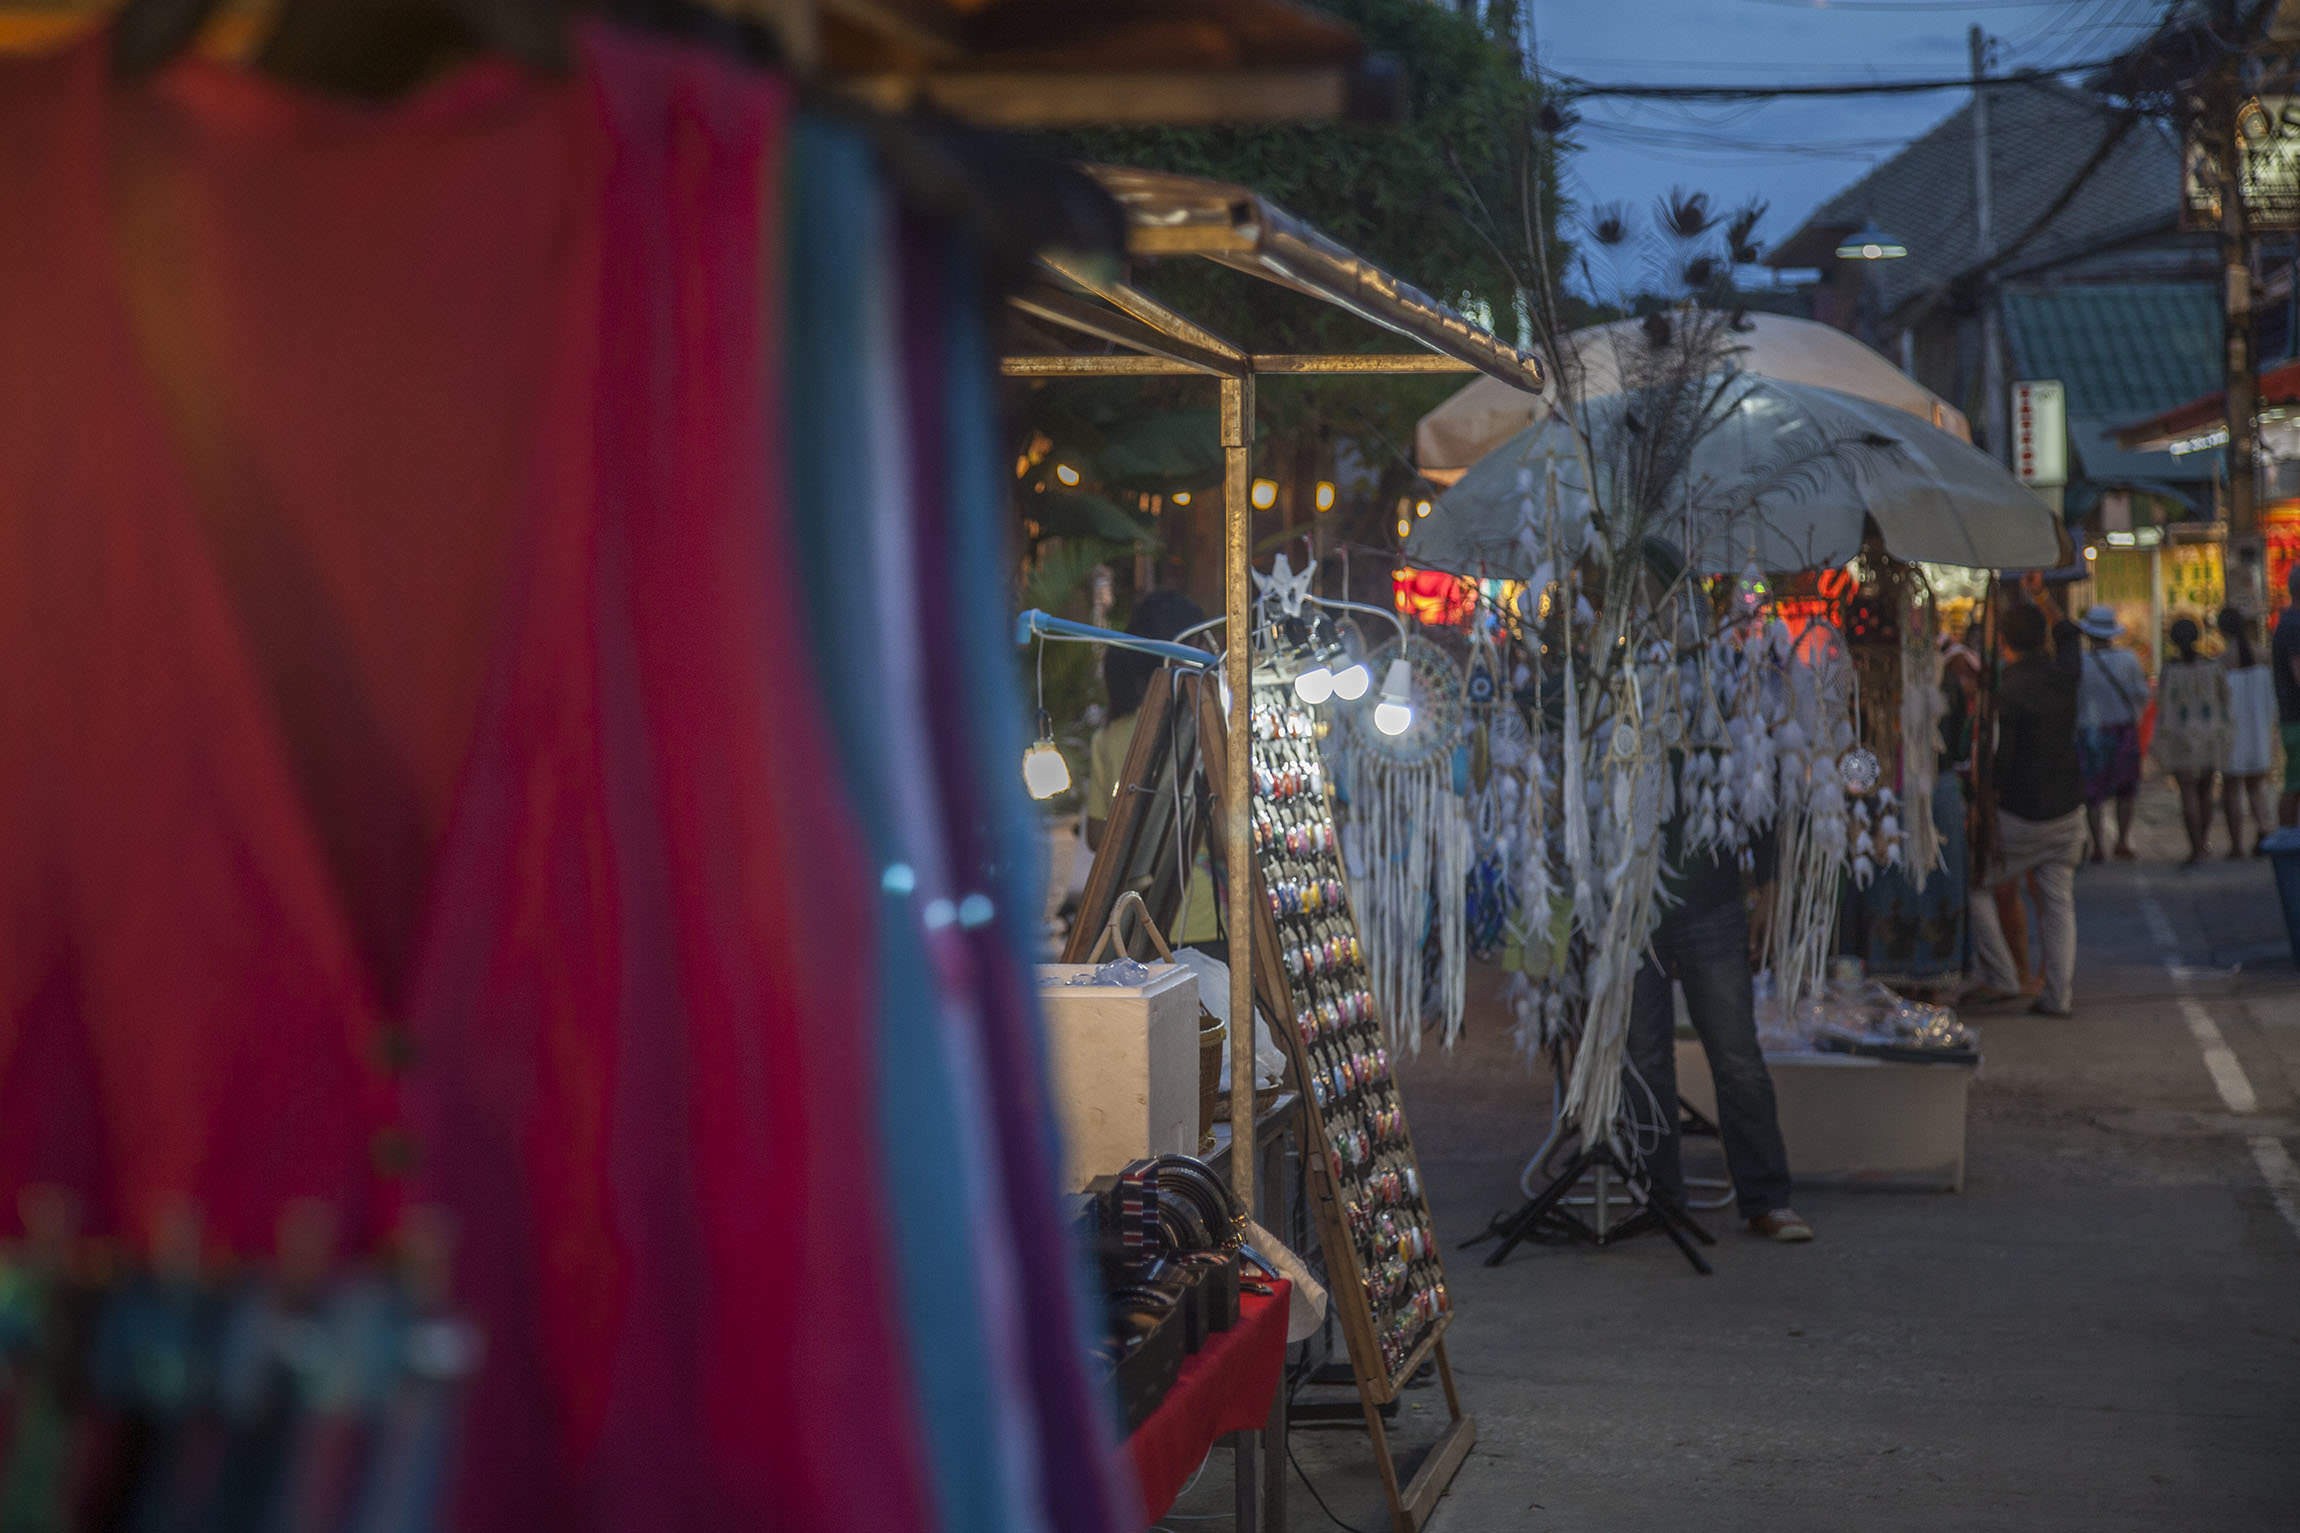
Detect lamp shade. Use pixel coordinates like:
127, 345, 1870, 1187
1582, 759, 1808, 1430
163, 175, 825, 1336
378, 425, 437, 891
1834, 224, 1907, 261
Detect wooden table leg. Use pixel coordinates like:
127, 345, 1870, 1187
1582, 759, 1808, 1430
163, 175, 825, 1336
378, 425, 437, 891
1262, 1375, 1288, 1532
1231, 1427, 1260, 1533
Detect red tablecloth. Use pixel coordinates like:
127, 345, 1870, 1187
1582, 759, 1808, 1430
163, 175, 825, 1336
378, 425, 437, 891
1122, 1278, 1292, 1525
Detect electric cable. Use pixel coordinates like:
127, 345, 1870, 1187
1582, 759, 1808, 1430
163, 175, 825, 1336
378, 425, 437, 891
1546, 54, 2132, 99
1287, 1439, 1378, 1533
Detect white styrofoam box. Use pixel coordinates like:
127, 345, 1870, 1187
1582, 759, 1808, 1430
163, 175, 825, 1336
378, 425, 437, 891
1037, 962, 1203, 1191
1675, 1038, 1977, 1192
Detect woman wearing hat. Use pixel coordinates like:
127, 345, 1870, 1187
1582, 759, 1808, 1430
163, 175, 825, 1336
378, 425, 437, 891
2073, 605, 2148, 862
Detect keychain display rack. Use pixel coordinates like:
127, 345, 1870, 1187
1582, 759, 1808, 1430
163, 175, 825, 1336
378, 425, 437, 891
1198, 675, 1473, 1533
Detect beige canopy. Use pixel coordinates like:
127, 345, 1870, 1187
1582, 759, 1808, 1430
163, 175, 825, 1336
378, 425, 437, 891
1413, 313, 1969, 483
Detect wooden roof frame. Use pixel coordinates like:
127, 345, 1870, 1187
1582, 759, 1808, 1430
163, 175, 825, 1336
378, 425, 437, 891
1004, 164, 1545, 1219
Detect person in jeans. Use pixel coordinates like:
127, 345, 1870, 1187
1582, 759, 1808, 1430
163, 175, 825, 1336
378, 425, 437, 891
1966, 579, 2087, 1017
1624, 819, 1809, 1243
2274, 563, 2300, 827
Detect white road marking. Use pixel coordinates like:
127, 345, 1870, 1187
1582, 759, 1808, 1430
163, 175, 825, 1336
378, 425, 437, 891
2176, 993, 2260, 1115
2253, 1138, 2300, 1235
2138, 891, 2300, 1241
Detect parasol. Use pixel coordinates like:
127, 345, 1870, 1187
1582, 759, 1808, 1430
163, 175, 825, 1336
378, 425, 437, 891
1407, 375, 2063, 578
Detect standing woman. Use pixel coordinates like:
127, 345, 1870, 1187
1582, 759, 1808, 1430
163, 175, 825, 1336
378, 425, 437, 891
2153, 617, 2233, 867
2073, 605, 2148, 862
2218, 605, 2276, 856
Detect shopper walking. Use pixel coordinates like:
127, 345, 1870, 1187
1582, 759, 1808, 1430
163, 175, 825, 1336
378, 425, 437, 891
2073, 605, 2147, 862
2153, 617, 2232, 868
2275, 564, 2300, 827
2218, 605, 2275, 857
1966, 578, 2085, 1017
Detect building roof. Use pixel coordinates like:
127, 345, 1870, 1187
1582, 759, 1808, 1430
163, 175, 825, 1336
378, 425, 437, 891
1767, 80, 2184, 318
2002, 282, 2221, 489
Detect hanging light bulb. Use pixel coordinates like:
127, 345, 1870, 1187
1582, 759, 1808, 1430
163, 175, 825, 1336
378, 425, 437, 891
1314, 481, 1337, 512
1331, 656, 1371, 700
1022, 738, 1071, 799
1293, 662, 1335, 705
1053, 463, 1081, 486
1250, 478, 1278, 510
1373, 659, 1414, 736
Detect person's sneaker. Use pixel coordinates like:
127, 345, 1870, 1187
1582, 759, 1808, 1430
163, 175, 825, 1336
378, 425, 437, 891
2027, 999, 2073, 1018
1748, 1209, 1813, 1242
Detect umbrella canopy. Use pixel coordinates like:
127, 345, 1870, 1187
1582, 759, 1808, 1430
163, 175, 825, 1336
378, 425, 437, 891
1408, 376, 2061, 577
1413, 313, 1970, 482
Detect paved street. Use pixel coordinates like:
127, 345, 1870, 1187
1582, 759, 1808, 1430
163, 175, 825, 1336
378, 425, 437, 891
1175, 784, 2300, 1531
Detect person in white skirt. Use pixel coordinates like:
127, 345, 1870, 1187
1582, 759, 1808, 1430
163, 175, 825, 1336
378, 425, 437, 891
2218, 605, 2276, 856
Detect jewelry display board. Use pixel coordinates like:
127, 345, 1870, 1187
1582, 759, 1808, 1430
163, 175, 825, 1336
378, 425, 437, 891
1195, 676, 1473, 1533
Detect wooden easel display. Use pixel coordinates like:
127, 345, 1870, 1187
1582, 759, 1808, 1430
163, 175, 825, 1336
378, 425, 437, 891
1066, 662, 1473, 1532
1195, 676, 1474, 1533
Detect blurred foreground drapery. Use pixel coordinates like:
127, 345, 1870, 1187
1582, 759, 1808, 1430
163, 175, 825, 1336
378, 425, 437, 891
0, 24, 1119, 1533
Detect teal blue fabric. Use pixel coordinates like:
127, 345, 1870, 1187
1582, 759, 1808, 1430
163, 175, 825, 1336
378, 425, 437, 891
784, 117, 1011, 1533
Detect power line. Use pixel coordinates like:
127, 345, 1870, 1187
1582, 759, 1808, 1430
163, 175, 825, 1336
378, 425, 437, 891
1735, 0, 2113, 8
1552, 54, 2131, 98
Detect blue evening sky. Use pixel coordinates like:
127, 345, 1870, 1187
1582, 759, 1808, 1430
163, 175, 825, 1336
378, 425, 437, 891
1526, 0, 2165, 275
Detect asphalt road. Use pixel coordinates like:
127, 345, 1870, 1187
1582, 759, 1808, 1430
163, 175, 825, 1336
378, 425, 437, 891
1169, 782, 2300, 1532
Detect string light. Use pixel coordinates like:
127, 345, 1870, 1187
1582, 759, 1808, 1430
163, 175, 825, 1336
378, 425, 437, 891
1054, 463, 1081, 486
1250, 479, 1278, 510
1414, 499, 1432, 518
1315, 481, 1337, 512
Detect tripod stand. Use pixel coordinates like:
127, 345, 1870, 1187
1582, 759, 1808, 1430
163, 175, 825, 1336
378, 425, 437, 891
1459, 1044, 1716, 1274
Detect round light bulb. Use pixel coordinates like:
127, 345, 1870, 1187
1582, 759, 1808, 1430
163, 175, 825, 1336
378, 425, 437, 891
1315, 481, 1337, 513
1373, 659, 1414, 736
1331, 662, 1371, 701
1021, 741, 1071, 799
1293, 665, 1335, 705
1054, 463, 1080, 486
1414, 499, 1432, 518
1250, 479, 1278, 510
1172, 490, 1191, 506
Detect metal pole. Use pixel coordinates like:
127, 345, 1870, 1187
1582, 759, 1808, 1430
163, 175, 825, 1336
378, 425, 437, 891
1222, 371, 1258, 1219
2221, 70, 2264, 592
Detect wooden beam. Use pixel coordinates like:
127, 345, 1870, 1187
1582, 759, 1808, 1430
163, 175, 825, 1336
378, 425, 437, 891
840, 68, 1352, 128
1039, 250, 1250, 368
1249, 353, 1481, 374
1007, 284, 1236, 375
1001, 355, 1210, 377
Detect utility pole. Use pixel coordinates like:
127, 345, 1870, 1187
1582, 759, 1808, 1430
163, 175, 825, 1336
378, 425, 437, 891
1971, 25, 2006, 464
2214, 0, 2264, 609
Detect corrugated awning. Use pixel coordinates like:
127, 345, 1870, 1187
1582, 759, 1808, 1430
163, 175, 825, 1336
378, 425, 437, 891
2111, 359, 2300, 452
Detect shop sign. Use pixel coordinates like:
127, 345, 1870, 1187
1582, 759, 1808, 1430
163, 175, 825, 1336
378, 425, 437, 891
2011, 380, 2067, 488
2184, 97, 2300, 231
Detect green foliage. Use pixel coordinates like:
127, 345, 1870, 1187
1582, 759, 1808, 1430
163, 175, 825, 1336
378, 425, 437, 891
1058, 0, 1559, 448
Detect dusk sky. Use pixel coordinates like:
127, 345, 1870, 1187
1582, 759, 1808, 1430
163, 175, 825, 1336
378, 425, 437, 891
1530, 0, 2166, 277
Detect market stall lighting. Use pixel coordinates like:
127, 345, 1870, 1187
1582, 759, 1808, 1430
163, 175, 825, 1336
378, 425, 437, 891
1834, 224, 1907, 261
1054, 462, 1081, 486
1396, 517, 1410, 538
1293, 660, 1335, 705
1250, 478, 1278, 510
1172, 490, 1191, 506
1373, 659, 1414, 737
1413, 499, 1432, 518
2104, 528, 2164, 548
2084, 545, 2097, 562
1021, 739, 1070, 799
1315, 481, 1337, 512
1331, 659, 1371, 700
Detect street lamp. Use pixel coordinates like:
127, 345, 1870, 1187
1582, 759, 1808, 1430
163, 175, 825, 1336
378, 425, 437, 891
1834, 224, 1908, 261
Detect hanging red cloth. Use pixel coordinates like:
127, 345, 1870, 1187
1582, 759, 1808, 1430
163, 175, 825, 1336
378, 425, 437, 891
0, 28, 930, 1532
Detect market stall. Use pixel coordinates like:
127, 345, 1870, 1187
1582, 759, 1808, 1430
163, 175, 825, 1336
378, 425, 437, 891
1399, 314, 2059, 1239
1004, 170, 1542, 1531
